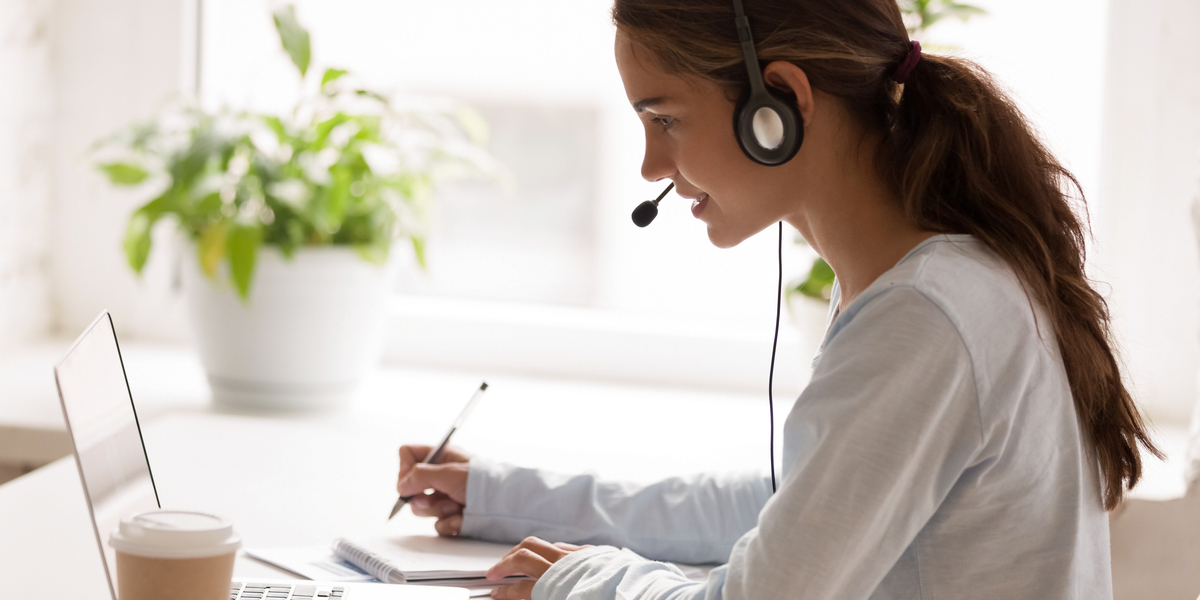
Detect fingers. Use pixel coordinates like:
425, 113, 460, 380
398, 444, 471, 476
398, 445, 434, 478
487, 537, 571, 581
409, 492, 462, 518
491, 580, 535, 600
396, 462, 469, 502
488, 547, 553, 581
485, 537, 585, 599
434, 514, 463, 537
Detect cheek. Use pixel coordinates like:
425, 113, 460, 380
677, 128, 746, 191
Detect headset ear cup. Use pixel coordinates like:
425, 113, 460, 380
783, 92, 804, 153
733, 87, 804, 166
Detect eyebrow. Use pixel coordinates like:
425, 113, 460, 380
632, 97, 666, 112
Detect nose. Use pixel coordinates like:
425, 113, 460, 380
639, 129, 675, 183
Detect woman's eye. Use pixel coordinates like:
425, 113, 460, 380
651, 116, 675, 132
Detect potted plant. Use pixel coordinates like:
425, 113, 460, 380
94, 5, 496, 410
787, 0, 986, 352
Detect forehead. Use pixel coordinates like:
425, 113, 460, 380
614, 30, 704, 107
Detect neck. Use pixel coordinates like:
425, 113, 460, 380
785, 142, 935, 310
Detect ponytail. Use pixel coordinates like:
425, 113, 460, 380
888, 54, 1160, 509
613, 0, 1161, 509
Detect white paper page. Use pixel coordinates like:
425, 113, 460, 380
246, 545, 495, 597
343, 534, 514, 576
246, 545, 378, 582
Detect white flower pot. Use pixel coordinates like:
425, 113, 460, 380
182, 246, 395, 411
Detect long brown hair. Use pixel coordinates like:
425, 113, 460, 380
613, 0, 1160, 510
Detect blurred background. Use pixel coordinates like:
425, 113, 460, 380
1, 0, 1198, 456
3, 0, 1200, 596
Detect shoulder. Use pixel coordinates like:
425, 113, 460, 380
830, 236, 1013, 339
830, 235, 1062, 413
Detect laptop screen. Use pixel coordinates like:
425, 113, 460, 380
54, 312, 160, 599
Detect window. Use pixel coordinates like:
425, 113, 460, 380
199, 0, 1120, 397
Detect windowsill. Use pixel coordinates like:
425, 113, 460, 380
2, 337, 1191, 502
381, 294, 812, 396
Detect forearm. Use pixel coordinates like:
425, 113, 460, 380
461, 459, 771, 564
533, 546, 711, 600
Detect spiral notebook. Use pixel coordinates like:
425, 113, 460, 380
248, 535, 530, 587
333, 536, 531, 585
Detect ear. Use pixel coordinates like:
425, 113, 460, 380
762, 61, 816, 126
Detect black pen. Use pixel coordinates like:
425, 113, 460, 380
388, 382, 489, 520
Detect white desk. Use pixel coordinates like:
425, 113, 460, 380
0, 348, 778, 598
5, 341, 1190, 600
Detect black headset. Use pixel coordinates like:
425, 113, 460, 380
731, 0, 804, 166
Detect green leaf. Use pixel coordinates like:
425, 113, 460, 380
313, 113, 351, 148
351, 115, 382, 142
261, 115, 288, 140
905, 0, 986, 32
226, 225, 264, 301
194, 191, 223, 219
320, 68, 348, 91
354, 89, 389, 103
170, 132, 219, 188
793, 257, 836, 301
198, 222, 228, 279
122, 194, 176, 273
326, 165, 351, 230
354, 241, 389, 265
285, 219, 306, 249
411, 236, 427, 269
124, 213, 154, 274
271, 4, 311, 78
99, 162, 150, 186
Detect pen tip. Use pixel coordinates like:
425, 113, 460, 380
480, 382, 488, 390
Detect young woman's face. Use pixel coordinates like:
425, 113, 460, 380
615, 31, 801, 248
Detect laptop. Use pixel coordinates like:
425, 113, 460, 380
54, 311, 467, 600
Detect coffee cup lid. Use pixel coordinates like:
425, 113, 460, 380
109, 510, 242, 559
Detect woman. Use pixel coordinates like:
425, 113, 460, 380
396, 0, 1159, 598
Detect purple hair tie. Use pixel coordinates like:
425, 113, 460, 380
891, 40, 922, 84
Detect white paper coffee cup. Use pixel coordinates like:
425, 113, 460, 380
109, 510, 242, 600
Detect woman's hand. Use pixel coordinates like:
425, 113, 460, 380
396, 444, 471, 536
486, 537, 591, 600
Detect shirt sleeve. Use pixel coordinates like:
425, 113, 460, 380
461, 460, 772, 564
531, 286, 984, 600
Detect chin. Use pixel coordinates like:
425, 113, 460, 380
706, 219, 778, 249
706, 226, 745, 249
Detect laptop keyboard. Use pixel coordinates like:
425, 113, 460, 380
231, 583, 346, 599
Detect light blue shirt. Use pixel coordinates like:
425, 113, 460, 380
462, 235, 1112, 600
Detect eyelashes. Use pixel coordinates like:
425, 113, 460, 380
650, 116, 675, 132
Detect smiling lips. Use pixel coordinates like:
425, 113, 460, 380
690, 194, 709, 218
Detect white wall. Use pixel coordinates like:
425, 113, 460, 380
48, 0, 193, 342
0, 0, 55, 353
926, 0, 1109, 208
1095, 0, 1200, 424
